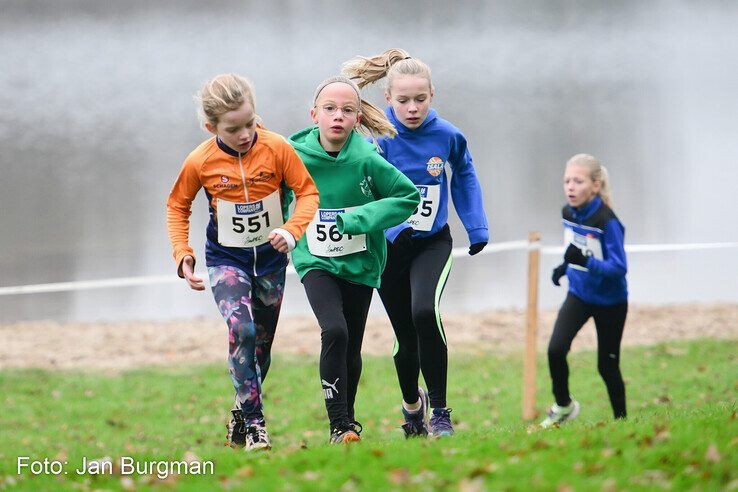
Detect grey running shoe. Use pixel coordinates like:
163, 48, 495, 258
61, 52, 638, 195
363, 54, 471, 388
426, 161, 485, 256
329, 421, 362, 444
401, 388, 429, 438
539, 400, 580, 428
429, 407, 454, 437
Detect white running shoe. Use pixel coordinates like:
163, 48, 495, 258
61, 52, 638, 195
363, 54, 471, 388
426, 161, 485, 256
244, 424, 272, 451
539, 399, 580, 428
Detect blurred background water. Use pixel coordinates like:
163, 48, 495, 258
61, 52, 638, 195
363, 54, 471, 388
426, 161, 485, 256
1, 0, 737, 322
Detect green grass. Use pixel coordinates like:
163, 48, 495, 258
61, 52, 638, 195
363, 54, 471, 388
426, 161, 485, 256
1, 339, 736, 491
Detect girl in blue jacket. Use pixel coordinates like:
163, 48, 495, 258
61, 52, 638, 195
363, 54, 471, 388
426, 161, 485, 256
343, 49, 489, 437
541, 154, 628, 428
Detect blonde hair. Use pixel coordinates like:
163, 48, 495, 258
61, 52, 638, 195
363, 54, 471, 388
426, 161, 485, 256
195, 74, 255, 127
342, 48, 432, 92
566, 154, 613, 207
313, 75, 397, 140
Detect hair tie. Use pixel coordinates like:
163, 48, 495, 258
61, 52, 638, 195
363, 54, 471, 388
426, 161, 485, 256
403, 56, 412, 60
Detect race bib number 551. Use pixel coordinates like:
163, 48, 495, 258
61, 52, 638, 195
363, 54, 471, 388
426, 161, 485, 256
306, 207, 367, 257
217, 189, 284, 247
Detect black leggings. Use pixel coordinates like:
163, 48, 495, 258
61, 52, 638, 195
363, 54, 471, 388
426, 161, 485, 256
548, 293, 628, 419
302, 269, 373, 430
378, 225, 453, 408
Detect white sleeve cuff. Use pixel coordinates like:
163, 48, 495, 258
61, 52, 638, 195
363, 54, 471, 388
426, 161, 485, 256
272, 228, 296, 252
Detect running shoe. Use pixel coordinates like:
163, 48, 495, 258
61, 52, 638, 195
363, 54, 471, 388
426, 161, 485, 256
329, 420, 362, 444
539, 399, 580, 428
429, 407, 454, 437
244, 423, 271, 451
401, 387, 429, 438
226, 409, 247, 448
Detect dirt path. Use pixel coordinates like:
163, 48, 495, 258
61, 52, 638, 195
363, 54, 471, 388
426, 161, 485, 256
1, 304, 736, 371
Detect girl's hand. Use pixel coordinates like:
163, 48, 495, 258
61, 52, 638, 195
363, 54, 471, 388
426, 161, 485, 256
551, 263, 567, 286
181, 255, 205, 291
468, 242, 487, 256
268, 231, 289, 253
564, 243, 588, 267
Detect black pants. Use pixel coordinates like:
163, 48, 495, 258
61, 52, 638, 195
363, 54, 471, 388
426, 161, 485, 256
548, 293, 628, 419
302, 269, 373, 431
378, 225, 453, 409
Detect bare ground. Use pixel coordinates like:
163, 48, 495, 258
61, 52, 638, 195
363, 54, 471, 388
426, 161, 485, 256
1, 304, 736, 371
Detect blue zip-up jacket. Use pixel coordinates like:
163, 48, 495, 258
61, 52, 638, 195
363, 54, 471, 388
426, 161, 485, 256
563, 195, 628, 305
376, 107, 489, 245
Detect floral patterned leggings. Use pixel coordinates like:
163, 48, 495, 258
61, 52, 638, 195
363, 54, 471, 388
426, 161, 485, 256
208, 265, 285, 424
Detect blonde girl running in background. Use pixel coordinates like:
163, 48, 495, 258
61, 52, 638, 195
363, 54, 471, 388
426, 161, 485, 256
541, 154, 628, 428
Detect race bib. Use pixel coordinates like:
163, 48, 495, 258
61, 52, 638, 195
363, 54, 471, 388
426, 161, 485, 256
217, 189, 284, 247
406, 185, 440, 231
306, 207, 367, 257
564, 228, 603, 271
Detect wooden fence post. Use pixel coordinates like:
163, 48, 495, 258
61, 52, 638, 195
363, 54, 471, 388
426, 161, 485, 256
523, 231, 541, 420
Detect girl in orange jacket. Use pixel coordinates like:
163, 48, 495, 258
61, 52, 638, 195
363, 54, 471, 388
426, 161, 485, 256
166, 74, 319, 451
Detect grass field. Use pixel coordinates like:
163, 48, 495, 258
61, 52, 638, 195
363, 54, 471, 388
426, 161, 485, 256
1, 338, 736, 491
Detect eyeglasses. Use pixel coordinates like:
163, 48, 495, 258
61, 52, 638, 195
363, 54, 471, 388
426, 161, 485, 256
317, 104, 359, 117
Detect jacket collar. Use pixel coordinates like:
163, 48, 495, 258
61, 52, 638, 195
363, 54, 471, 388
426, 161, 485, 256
216, 132, 259, 157
567, 195, 602, 221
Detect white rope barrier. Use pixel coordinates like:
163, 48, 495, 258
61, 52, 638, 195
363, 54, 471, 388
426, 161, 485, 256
1, 240, 737, 297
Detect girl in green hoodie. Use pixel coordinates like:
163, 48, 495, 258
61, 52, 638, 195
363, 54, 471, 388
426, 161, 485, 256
289, 76, 420, 444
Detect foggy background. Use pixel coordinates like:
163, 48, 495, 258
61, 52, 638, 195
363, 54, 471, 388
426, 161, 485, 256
1, 0, 737, 322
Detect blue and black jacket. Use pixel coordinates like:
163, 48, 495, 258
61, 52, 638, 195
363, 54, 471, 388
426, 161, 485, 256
562, 195, 628, 305
376, 107, 489, 245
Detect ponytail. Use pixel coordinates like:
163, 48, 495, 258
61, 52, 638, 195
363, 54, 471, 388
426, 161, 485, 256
342, 48, 432, 92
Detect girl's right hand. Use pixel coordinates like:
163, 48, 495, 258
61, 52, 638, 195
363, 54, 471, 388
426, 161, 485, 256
181, 255, 205, 291
551, 263, 568, 286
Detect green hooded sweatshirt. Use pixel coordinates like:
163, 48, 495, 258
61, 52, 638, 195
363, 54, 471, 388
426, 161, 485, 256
288, 127, 420, 288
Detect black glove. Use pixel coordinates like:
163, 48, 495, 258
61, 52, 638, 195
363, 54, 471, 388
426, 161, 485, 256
391, 227, 414, 251
551, 263, 567, 286
468, 242, 487, 256
564, 243, 588, 267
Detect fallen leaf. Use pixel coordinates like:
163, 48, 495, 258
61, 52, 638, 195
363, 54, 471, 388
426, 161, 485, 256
469, 463, 498, 477
705, 444, 721, 463
302, 471, 320, 481
601, 478, 617, 492
120, 476, 135, 491
459, 477, 485, 492
654, 395, 672, 404
388, 469, 409, 485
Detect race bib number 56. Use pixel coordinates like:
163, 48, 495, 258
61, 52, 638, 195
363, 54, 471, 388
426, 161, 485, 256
217, 189, 284, 247
306, 207, 367, 257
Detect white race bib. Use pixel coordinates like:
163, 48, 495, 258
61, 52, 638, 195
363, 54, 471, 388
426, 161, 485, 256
306, 207, 367, 257
406, 184, 440, 231
217, 189, 284, 247
564, 228, 603, 271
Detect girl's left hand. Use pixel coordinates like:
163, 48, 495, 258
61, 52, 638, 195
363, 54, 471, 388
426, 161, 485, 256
468, 242, 487, 256
268, 231, 289, 253
564, 243, 588, 267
